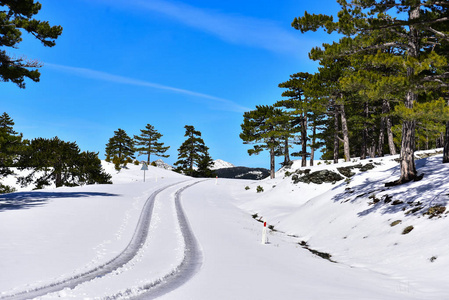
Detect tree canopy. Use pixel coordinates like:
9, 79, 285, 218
133, 124, 169, 165
240, 105, 284, 179
17, 137, 111, 189
105, 128, 135, 171
0, 0, 63, 88
174, 125, 215, 177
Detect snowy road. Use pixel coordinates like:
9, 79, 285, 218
0, 179, 203, 299
2, 160, 444, 299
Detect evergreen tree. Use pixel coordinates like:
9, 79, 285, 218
17, 137, 111, 189
105, 128, 135, 170
240, 105, 284, 179
0, 1, 63, 88
133, 124, 170, 164
174, 125, 214, 177
277, 72, 316, 167
0, 112, 24, 193
194, 145, 216, 178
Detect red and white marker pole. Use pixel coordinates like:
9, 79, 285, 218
261, 221, 267, 245
215, 176, 218, 185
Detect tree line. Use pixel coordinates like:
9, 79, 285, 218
0, 114, 216, 194
0, 113, 112, 193
241, 0, 449, 185
104, 124, 215, 177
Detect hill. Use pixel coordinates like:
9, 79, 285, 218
215, 166, 270, 180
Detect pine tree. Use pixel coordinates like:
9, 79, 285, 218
133, 124, 170, 164
0, 112, 24, 193
105, 128, 135, 171
174, 125, 214, 177
194, 145, 216, 178
277, 72, 314, 167
240, 105, 284, 179
0, 1, 63, 88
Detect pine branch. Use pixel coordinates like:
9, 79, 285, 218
426, 26, 449, 42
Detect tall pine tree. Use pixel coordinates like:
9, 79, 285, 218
240, 105, 284, 179
174, 125, 214, 177
133, 124, 170, 165
0, 112, 24, 193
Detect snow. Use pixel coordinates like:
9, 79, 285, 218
1, 152, 448, 299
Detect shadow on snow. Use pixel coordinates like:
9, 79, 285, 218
331, 156, 449, 217
0, 191, 119, 212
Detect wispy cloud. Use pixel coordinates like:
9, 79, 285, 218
46, 63, 249, 113
97, 0, 307, 55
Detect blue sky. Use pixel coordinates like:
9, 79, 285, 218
3, 0, 341, 169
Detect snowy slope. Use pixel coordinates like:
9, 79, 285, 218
0, 151, 448, 299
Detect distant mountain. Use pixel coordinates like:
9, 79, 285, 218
215, 166, 270, 180
152, 159, 174, 170
211, 159, 235, 170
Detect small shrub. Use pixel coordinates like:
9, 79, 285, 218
424, 205, 446, 219
391, 200, 404, 206
151, 161, 157, 167
256, 185, 264, 193
430, 256, 437, 262
133, 160, 140, 165
390, 220, 402, 227
405, 206, 423, 215
382, 194, 392, 203
245, 186, 250, 190
402, 225, 414, 235
284, 171, 292, 177
268, 225, 275, 231
251, 213, 258, 219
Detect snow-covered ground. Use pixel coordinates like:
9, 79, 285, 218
0, 153, 448, 299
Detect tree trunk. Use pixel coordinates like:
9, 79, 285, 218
385, 4, 420, 186
333, 110, 340, 164
283, 137, 291, 167
310, 124, 316, 167
444, 121, 449, 163
396, 5, 419, 184
361, 126, 367, 160
378, 99, 388, 157
386, 113, 397, 155
270, 146, 275, 179
340, 104, 351, 162
301, 113, 308, 167
398, 117, 417, 183
361, 102, 368, 159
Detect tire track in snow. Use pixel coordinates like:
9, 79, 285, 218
0, 181, 187, 300
110, 180, 204, 299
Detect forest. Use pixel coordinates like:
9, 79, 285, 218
240, 0, 449, 184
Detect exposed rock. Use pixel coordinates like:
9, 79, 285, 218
292, 170, 344, 184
